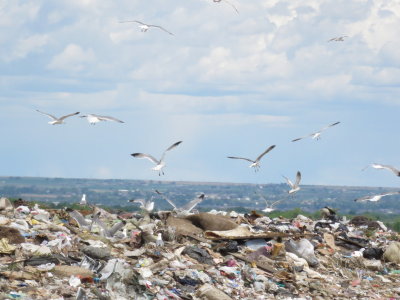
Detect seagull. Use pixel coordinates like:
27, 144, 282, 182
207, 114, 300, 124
227, 145, 276, 172
354, 191, 400, 202
283, 171, 301, 194
80, 194, 87, 206
213, 0, 239, 14
128, 198, 154, 212
80, 114, 124, 125
328, 36, 348, 42
161, 192, 205, 215
93, 215, 126, 238
362, 163, 400, 177
36, 110, 80, 125
292, 122, 340, 142
119, 20, 174, 35
131, 141, 182, 176
66, 208, 98, 231
256, 191, 282, 213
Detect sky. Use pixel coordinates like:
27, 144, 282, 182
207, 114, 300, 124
0, 0, 400, 187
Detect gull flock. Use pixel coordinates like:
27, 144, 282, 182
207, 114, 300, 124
33, 1, 399, 213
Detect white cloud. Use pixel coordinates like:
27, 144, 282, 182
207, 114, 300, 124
47, 44, 95, 72
8, 34, 49, 61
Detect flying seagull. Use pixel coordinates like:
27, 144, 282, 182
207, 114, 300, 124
66, 208, 98, 231
328, 36, 348, 42
227, 145, 276, 172
283, 171, 301, 194
362, 163, 400, 177
213, 0, 239, 14
131, 141, 182, 176
292, 122, 340, 142
80, 114, 124, 125
93, 214, 126, 238
119, 20, 174, 35
258, 194, 282, 213
354, 191, 400, 202
128, 198, 154, 212
36, 110, 80, 125
162, 193, 205, 215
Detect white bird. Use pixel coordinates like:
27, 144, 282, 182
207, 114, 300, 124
256, 192, 282, 213
160, 192, 205, 215
131, 141, 182, 176
283, 171, 302, 194
213, 0, 239, 14
156, 233, 164, 247
128, 198, 154, 212
36, 110, 80, 125
328, 36, 348, 42
80, 114, 124, 125
119, 20, 174, 35
362, 163, 400, 177
93, 215, 126, 238
80, 194, 87, 206
227, 145, 276, 172
354, 191, 400, 202
66, 208, 98, 231
292, 122, 340, 142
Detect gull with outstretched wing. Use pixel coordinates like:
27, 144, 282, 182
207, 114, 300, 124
256, 191, 282, 213
227, 145, 276, 172
36, 110, 79, 125
354, 191, 400, 202
80, 114, 124, 125
128, 198, 154, 212
119, 20, 174, 35
328, 36, 348, 42
362, 163, 400, 177
131, 141, 182, 176
292, 122, 340, 142
158, 191, 205, 215
283, 171, 301, 194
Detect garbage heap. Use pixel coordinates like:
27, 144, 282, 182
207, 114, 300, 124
1, 197, 400, 299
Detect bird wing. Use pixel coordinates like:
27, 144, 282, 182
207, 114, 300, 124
68, 210, 90, 227
149, 25, 174, 35
182, 194, 204, 212
354, 195, 371, 202
222, 0, 239, 14
131, 153, 159, 165
227, 156, 255, 163
119, 20, 146, 25
282, 175, 294, 188
379, 164, 400, 176
294, 171, 302, 187
132, 199, 146, 206
59, 112, 80, 121
94, 217, 110, 235
270, 199, 282, 207
165, 197, 177, 210
255, 145, 276, 162
36, 110, 58, 121
107, 221, 126, 237
160, 141, 182, 162
94, 115, 124, 123
381, 191, 400, 197
319, 121, 340, 132
291, 135, 309, 142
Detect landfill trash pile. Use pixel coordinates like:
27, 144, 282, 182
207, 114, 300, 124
1, 197, 400, 299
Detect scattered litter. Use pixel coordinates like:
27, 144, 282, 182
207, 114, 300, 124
0, 200, 399, 299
